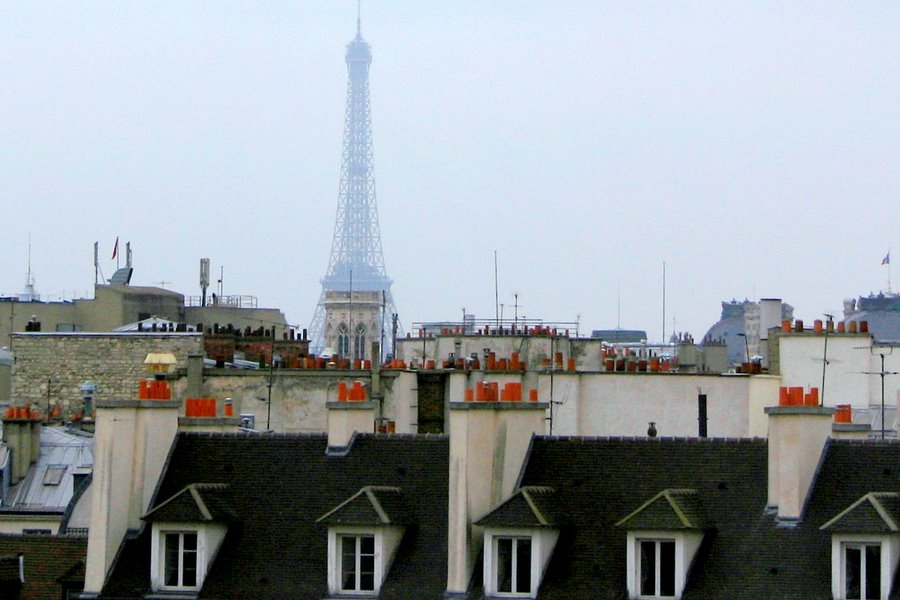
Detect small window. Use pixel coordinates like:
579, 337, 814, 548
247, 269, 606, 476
42, 466, 66, 486
337, 323, 350, 358
164, 531, 198, 589
23, 528, 51, 535
639, 539, 676, 598
495, 536, 532, 596
340, 534, 375, 592
354, 323, 367, 361
844, 542, 880, 600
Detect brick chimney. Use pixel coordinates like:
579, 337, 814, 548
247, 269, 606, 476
765, 405, 834, 524
446, 394, 548, 595
83, 354, 181, 595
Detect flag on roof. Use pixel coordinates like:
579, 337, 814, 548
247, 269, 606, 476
882, 252, 890, 265
111, 237, 119, 260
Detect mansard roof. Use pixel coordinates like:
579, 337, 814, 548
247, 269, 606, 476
100, 432, 449, 600
509, 436, 900, 600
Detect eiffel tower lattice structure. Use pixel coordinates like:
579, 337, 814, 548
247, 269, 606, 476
308, 18, 399, 357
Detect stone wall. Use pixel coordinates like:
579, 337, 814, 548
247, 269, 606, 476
10, 333, 203, 412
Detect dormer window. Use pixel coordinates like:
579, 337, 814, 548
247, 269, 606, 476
820, 492, 900, 600
317, 486, 407, 597
615, 489, 710, 600
476, 486, 561, 599
142, 483, 236, 594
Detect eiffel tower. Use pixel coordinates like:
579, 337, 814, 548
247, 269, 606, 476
308, 15, 399, 357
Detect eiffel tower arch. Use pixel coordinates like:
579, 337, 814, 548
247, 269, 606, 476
309, 18, 399, 359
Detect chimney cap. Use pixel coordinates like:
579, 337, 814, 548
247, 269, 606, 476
144, 352, 177, 374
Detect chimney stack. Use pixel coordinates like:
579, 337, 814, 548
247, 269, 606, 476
1, 407, 41, 485
326, 386, 375, 450
446, 396, 548, 594
765, 404, 833, 524
83, 354, 181, 594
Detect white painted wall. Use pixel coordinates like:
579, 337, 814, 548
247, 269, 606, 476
779, 334, 900, 409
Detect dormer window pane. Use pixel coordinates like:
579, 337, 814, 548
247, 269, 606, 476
640, 541, 655, 596
660, 541, 675, 596
165, 534, 179, 586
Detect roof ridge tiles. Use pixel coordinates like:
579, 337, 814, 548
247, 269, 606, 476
533, 435, 765, 444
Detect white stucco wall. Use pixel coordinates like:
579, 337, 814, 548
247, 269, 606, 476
779, 334, 900, 409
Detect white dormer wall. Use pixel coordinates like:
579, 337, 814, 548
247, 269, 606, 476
624, 530, 704, 600
483, 526, 559, 598
829, 534, 900, 600
149, 521, 228, 591
325, 525, 404, 596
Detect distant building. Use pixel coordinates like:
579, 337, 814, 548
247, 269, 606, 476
703, 298, 793, 366
843, 292, 900, 342
591, 328, 647, 343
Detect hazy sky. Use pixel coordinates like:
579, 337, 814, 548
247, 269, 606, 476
2, 2, 898, 341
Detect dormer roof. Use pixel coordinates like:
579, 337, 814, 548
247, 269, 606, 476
615, 488, 711, 530
143, 483, 237, 523
316, 485, 405, 526
820, 492, 900, 533
476, 486, 561, 528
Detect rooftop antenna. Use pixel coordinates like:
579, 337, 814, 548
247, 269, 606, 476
662, 261, 666, 345
883, 249, 892, 293
494, 250, 499, 328
820, 313, 833, 406
357, 0, 362, 36
20, 234, 39, 301
616, 280, 621, 330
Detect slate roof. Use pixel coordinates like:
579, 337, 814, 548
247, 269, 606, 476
821, 492, 900, 533
143, 483, 237, 523
0, 534, 87, 600
507, 436, 900, 600
317, 485, 406, 526
100, 432, 448, 600
476, 486, 561, 528
615, 488, 710, 530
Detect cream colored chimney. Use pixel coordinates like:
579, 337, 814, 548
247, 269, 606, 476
83, 357, 181, 595
765, 405, 833, 523
446, 399, 548, 595
326, 399, 375, 449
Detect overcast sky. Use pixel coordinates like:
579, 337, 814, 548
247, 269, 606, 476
1, 2, 898, 341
